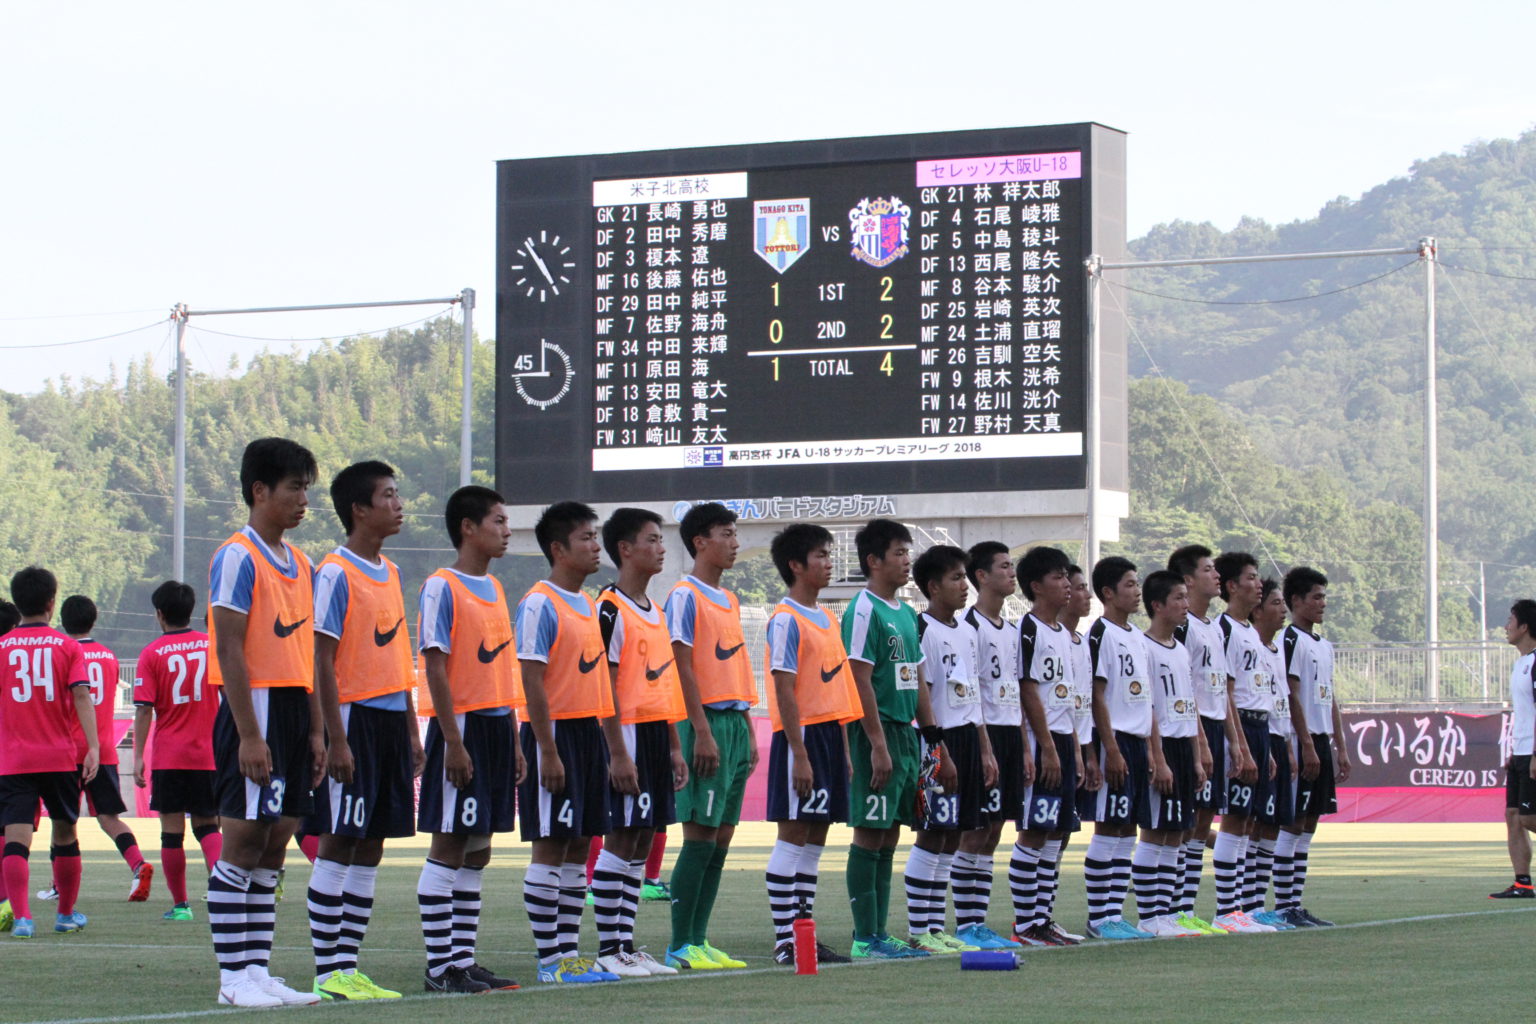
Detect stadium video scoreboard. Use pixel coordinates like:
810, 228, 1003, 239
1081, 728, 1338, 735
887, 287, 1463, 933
496, 123, 1126, 509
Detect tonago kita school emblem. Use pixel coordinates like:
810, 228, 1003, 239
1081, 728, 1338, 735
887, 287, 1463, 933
848, 195, 910, 268
753, 199, 810, 273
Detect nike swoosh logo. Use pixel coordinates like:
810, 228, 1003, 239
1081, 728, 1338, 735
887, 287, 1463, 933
579, 652, 602, 673
273, 616, 307, 638
374, 618, 403, 647
714, 641, 744, 661
477, 639, 510, 663
645, 659, 674, 681
820, 660, 846, 683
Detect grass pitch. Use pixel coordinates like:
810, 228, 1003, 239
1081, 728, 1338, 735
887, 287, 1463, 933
2, 823, 1526, 1024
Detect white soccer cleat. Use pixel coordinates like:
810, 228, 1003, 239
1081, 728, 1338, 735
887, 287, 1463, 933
248, 968, 323, 1005
594, 952, 652, 978
1234, 911, 1276, 933
629, 949, 678, 975
1212, 912, 1271, 934
218, 976, 284, 1008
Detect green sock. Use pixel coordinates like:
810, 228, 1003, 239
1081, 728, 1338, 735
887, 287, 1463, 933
875, 845, 896, 936
846, 844, 881, 940
693, 844, 729, 946
669, 839, 715, 951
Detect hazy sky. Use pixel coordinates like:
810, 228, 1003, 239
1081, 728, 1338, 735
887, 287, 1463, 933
3, 0, 1531, 392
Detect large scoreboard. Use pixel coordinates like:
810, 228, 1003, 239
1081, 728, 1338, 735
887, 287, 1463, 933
496, 123, 1126, 512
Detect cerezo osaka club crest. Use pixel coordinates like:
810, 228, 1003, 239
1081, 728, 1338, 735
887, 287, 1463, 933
753, 199, 811, 273
848, 195, 911, 268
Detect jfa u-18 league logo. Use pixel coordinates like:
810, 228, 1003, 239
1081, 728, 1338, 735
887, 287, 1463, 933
753, 199, 811, 273
848, 195, 910, 268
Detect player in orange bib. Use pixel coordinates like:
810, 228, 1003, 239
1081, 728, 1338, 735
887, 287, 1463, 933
517, 501, 625, 985
204, 437, 324, 1008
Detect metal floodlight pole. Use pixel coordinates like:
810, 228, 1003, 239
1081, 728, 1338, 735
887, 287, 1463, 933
1422, 236, 1439, 701
1084, 255, 1103, 571
460, 288, 475, 486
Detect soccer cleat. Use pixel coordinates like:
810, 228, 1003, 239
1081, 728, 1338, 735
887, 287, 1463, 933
1013, 923, 1064, 947
629, 949, 677, 975
36, 886, 58, 902
932, 930, 980, 952
700, 941, 747, 968
1043, 920, 1084, 945
465, 963, 519, 990
251, 971, 322, 1005
314, 972, 369, 1001
1212, 912, 1271, 934
773, 942, 795, 965
641, 879, 673, 901
163, 903, 194, 922
11, 917, 34, 939
219, 976, 284, 1008
54, 911, 88, 933
128, 862, 154, 902
909, 931, 960, 954
815, 941, 851, 964
424, 966, 491, 994
852, 936, 929, 959
1490, 882, 1535, 899
1276, 907, 1313, 928
1095, 919, 1151, 940
1175, 911, 1223, 935
536, 957, 616, 984
665, 943, 724, 970
595, 952, 652, 978
1296, 908, 1333, 927
1251, 909, 1296, 930
956, 923, 1022, 949
349, 972, 402, 998
0, 899, 12, 933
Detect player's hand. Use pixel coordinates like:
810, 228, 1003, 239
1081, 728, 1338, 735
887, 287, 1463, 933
1082, 756, 1103, 791
1104, 750, 1127, 789
791, 752, 814, 797
540, 748, 566, 794
1199, 748, 1214, 781
747, 736, 761, 773
1153, 761, 1173, 795
671, 749, 689, 791
446, 739, 475, 789
1335, 752, 1352, 784
981, 750, 998, 789
80, 749, 99, 785
410, 740, 427, 779
1022, 753, 1037, 787
239, 736, 273, 786
868, 742, 893, 792
1195, 761, 1207, 788
133, 758, 147, 788
327, 738, 355, 785
610, 752, 640, 796
1238, 750, 1258, 785
1038, 750, 1062, 790
691, 728, 720, 779
310, 732, 327, 788
1528, 757, 1535, 782
513, 744, 528, 785
1267, 755, 1276, 782
937, 747, 958, 793
1300, 745, 1321, 781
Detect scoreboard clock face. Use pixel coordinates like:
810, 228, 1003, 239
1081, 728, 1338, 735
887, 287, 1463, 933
496, 123, 1125, 508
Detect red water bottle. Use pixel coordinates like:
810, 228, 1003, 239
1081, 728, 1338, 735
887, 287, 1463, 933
793, 911, 818, 975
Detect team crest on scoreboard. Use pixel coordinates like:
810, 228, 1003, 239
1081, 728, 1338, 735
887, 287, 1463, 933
753, 199, 811, 274
848, 195, 910, 268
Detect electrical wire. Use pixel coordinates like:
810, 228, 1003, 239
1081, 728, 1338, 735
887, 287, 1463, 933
0, 318, 167, 350
187, 307, 454, 344
1106, 260, 1418, 305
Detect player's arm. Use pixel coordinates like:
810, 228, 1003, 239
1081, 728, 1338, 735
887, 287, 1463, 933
211, 605, 271, 786
976, 719, 997, 788
1148, 717, 1172, 794
914, 663, 956, 791
1331, 695, 1351, 783
315, 633, 351, 783
668, 721, 688, 790
673, 645, 718, 777
1091, 676, 1124, 786
402, 687, 427, 778
519, 659, 563, 793
422, 647, 473, 787
848, 659, 891, 791
132, 703, 153, 787
70, 678, 99, 784
598, 600, 638, 795
1225, 678, 1254, 782
1019, 679, 1057, 787
1287, 673, 1318, 778
773, 667, 813, 797
1195, 715, 1213, 784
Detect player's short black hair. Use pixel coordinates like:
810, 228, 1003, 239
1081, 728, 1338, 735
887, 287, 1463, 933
679, 502, 736, 559
1067, 563, 1084, 578
1512, 599, 1536, 636
535, 500, 599, 565
60, 594, 97, 635
1142, 570, 1183, 617
1017, 545, 1071, 602
444, 485, 505, 549
1283, 566, 1328, 609
770, 523, 834, 586
966, 541, 1010, 587
10, 566, 57, 618
1167, 544, 1213, 581
855, 518, 911, 578
914, 544, 968, 600
151, 580, 197, 628
602, 507, 663, 567
1214, 551, 1259, 601
330, 460, 396, 534
1260, 576, 1281, 606
0, 600, 17, 636
240, 437, 317, 508
1091, 556, 1137, 604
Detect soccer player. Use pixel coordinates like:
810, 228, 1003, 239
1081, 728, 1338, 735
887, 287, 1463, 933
132, 581, 219, 922
843, 518, 949, 960
304, 462, 425, 1000
1063, 563, 1099, 920
591, 508, 686, 978
1011, 546, 1085, 947
46, 596, 153, 904
415, 485, 524, 994
1491, 599, 1536, 900
906, 544, 994, 953
1276, 566, 1351, 927
1250, 577, 1298, 928
0, 566, 98, 939
1136, 571, 1208, 937
517, 502, 625, 984
663, 502, 759, 971
764, 523, 863, 965
1083, 556, 1163, 940
0, 599, 18, 919
954, 542, 1027, 950
1210, 551, 1274, 933
205, 437, 324, 1007
1166, 545, 1232, 935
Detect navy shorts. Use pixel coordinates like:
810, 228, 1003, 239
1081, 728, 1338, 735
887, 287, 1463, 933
985, 723, 1025, 823
520, 716, 611, 841
150, 768, 218, 817
419, 711, 516, 835
766, 721, 849, 823
1150, 736, 1197, 831
1195, 716, 1226, 812
1020, 731, 1081, 833
80, 763, 127, 817
611, 720, 677, 830
213, 686, 315, 821
308, 703, 418, 839
1093, 730, 1153, 828
0, 771, 80, 827
1226, 713, 1272, 816
1295, 732, 1338, 818
1262, 734, 1295, 826
920, 725, 985, 831
1507, 755, 1536, 815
